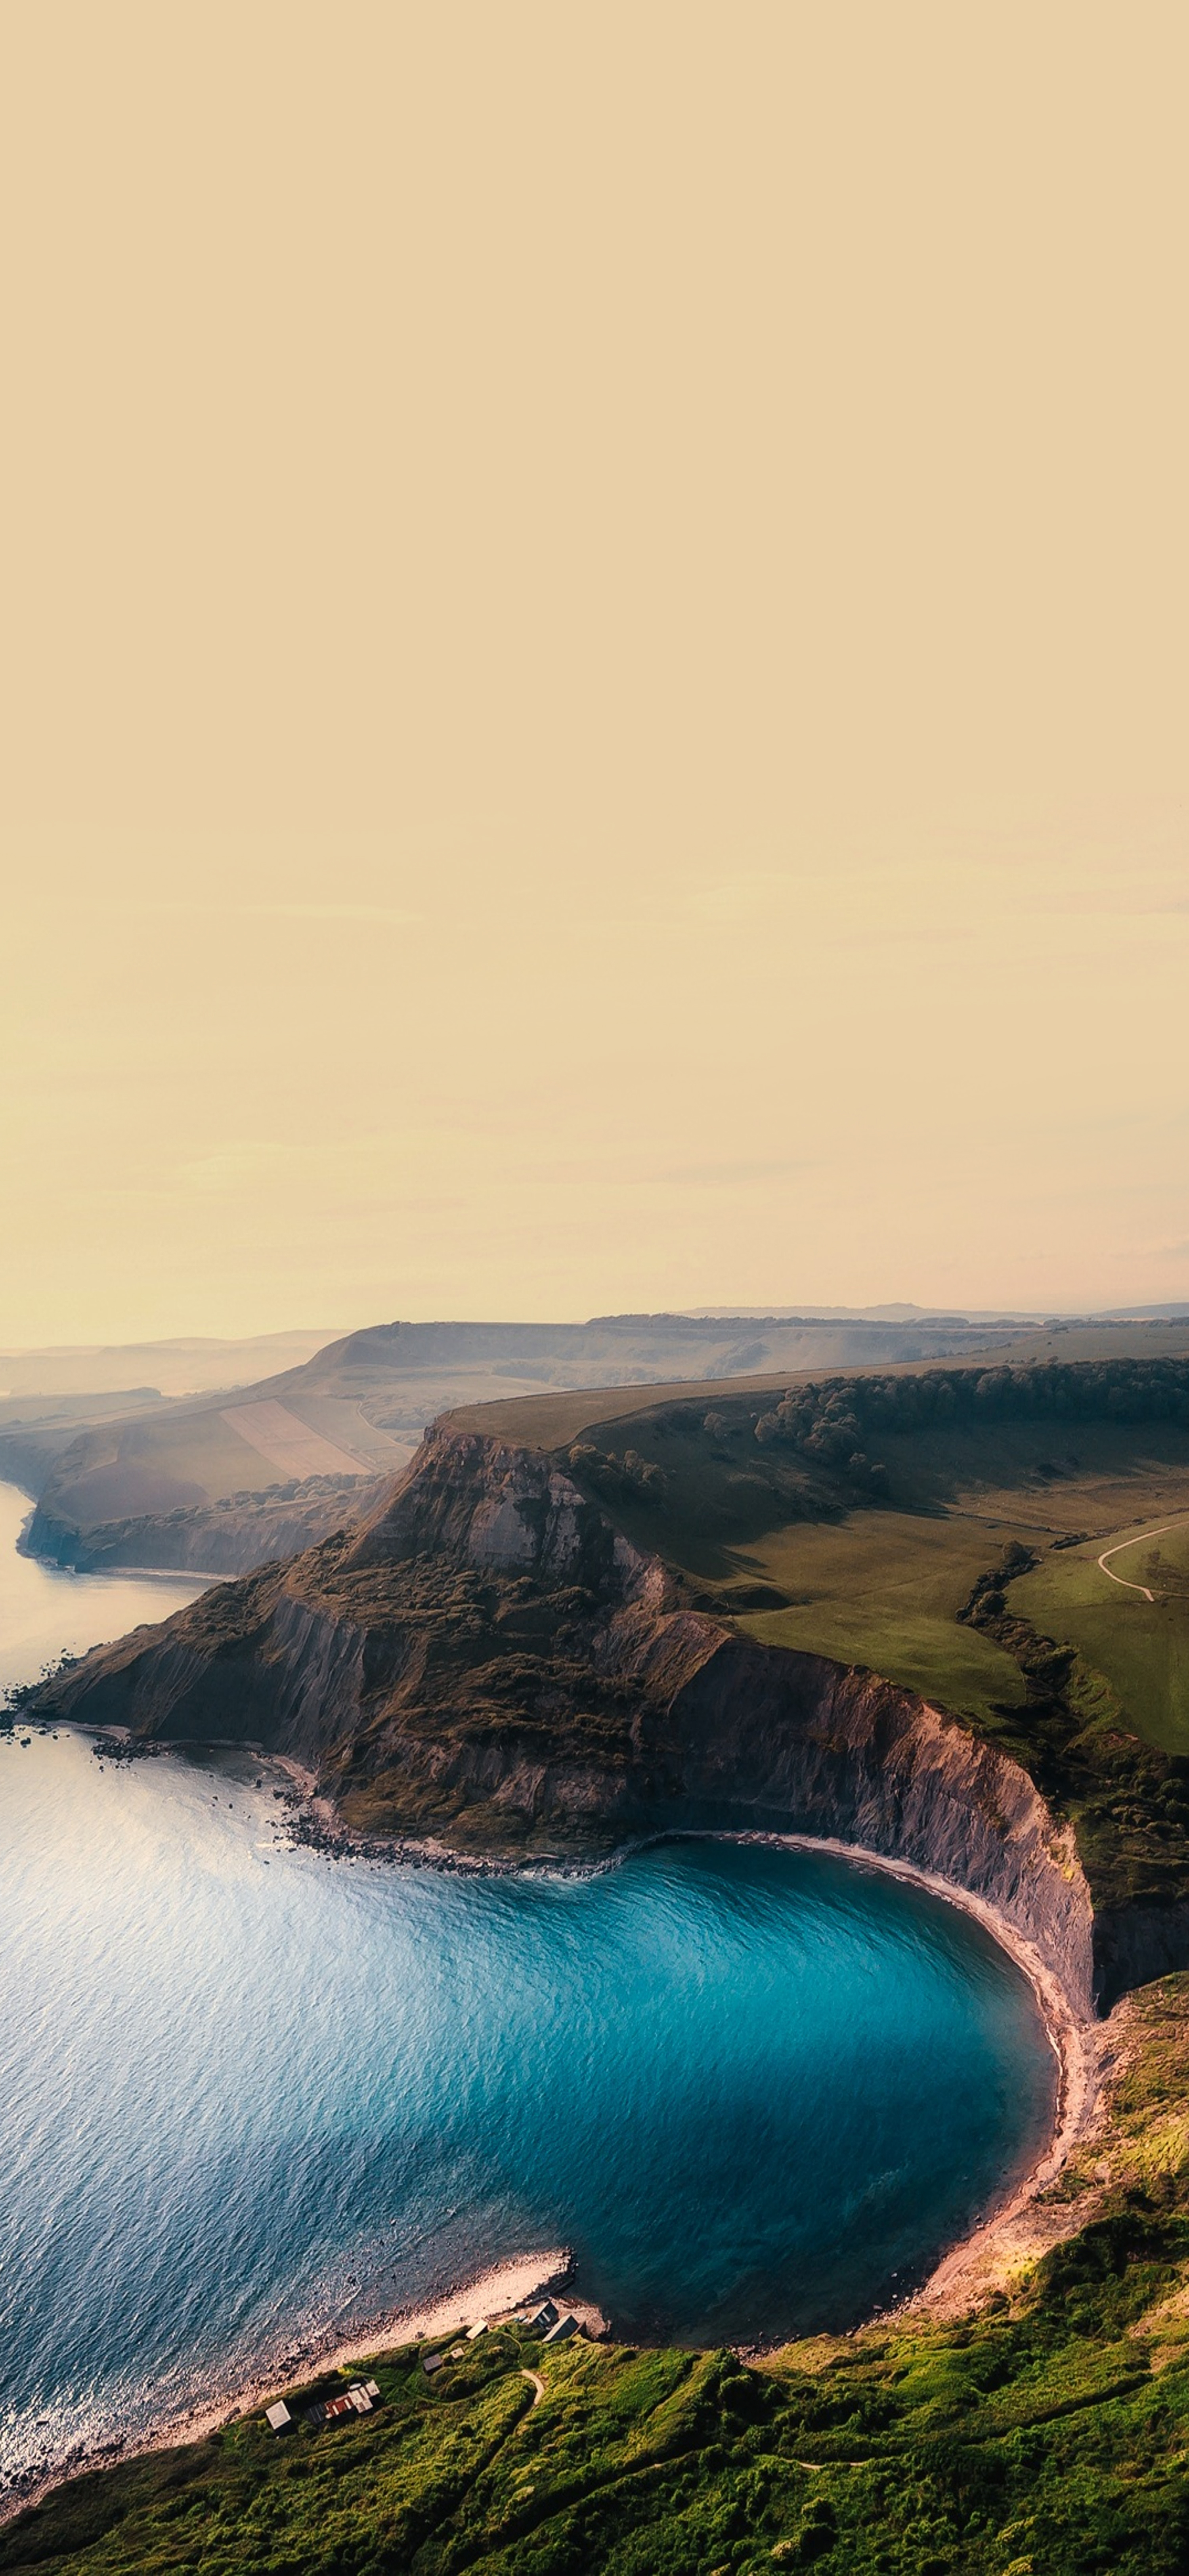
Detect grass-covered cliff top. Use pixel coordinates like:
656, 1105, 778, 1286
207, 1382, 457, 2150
3, 1311, 1030, 1546
454, 1341, 1189, 1747
23, 1351, 1189, 1916
7, 1973, 1189, 2576
446, 1320, 1189, 1448
535, 1355, 1189, 1915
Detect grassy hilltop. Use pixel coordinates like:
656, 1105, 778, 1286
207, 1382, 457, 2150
7, 1978, 1189, 2576
0, 1313, 1018, 1559
22, 1333, 1189, 1917
468, 1334, 1189, 1745
523, 1343, 1189, 1922
11, 1333, 1189, 2570
1011, 1528, 1189, 1761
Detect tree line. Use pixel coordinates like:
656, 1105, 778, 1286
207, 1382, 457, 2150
752, 1356, 1189, 1492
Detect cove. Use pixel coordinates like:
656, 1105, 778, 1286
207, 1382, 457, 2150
0, 1479, 206, 1702
0, 1728, 1055, 2495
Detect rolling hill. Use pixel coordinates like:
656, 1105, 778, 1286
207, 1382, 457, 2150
15, 1341, 1189, 2573
2, 1309, 1036, 1574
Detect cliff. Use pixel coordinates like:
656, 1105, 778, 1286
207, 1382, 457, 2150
21, 1474, 387, 1577
32, 1418, 1179, 2016
6, 1306, 1020, 1561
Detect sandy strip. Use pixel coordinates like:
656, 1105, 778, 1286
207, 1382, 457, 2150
312, 2257, 606, 2375
701, 1829, 1099, 2322
0, 2253, 591, 2532
0, 1825, 1096, 2527
267, 1808, 1099, 2314
221, 1825, 1101, 2358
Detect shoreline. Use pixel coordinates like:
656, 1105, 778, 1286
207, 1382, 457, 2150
0, 2251, 585, 2532
731, 1831, 1099, 2318
279, 1803, 1095, 2263
0, 1810, 1097, 2533
614, 1827, 1097, 2332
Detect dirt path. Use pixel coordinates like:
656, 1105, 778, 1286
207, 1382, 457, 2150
520, 2370, 545, 2410
1097, 1518, 1189, 1602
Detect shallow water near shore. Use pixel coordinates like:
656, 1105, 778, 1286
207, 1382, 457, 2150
0, 1716, 1055, 2498
0, 1479, 206, 1701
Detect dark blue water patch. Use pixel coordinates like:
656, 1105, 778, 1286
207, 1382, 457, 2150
0, 1733, 1054, 2492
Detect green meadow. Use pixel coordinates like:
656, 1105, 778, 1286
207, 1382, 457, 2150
1009, 1520, 1189, 1756
11, 1358, 1189, 2571
734, 1512, 1029, 1728
561, 1378, 1189, 1747
8, 1977, 1189, 2576
546, 1362, 1189, 1913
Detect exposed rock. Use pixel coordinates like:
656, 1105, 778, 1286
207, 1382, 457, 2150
28, 1421, 1187, 2019
21, 1477, 386, 1577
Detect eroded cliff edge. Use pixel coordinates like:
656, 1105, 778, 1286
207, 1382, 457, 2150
26, 1422, 1185, 2016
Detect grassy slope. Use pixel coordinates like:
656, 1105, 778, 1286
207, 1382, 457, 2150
567, 1396, 1189, 1748
1010, 1526, 1189, 1757
537, 1380, 1189, 1913
12, 1354, 1189, 2570
737, 1514, 1030, 1728
8, 1978, 1189, 2576
450, 1323, 1189, 1448
20, 1318, 1189, 1531
20, 1319, 1028, 1530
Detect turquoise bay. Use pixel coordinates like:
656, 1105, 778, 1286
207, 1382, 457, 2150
0, 1717, 1054, 2494
0, 1482, 1055, 2494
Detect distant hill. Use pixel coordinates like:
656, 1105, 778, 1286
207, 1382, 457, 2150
0, 1328, 347, 1400
32, 1337, 1189, 1943
681, 1301, 1041, 1322
1101, 1302, 1189, 1320
2, 1310, 1030, 1571
23, 1340, 1189, 2576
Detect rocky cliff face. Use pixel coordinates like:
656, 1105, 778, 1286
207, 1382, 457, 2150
21, 1477, 386, 1576
27, 1424, 1179, 2017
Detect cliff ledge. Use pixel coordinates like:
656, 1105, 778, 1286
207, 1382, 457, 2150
30, 1419, 1183, 2018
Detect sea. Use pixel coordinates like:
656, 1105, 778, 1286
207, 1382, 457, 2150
0, 1478, 1055, 2498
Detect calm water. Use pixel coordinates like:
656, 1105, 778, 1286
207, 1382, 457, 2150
0, 1489, 1055, 2495
0, 1480, 206, 1702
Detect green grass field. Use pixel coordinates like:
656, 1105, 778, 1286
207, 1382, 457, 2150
11, 1354, 1189, 2571
734, 1513, 1030, 1725
1009, 1519, 1189, 1755
556, 1388, 1189, 1742
8, 1977, 1189, 2576
536, 1381, 1189, 1903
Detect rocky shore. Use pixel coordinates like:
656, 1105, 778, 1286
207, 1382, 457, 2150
0, 1802, 1109, 2539
26, 1397, 1187, 2385
9, 1387, 1189, 2570
21, 1407, 1189, 2420
30, 1419, 1140, 2008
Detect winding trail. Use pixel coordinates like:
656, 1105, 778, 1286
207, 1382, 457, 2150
520, 2369, 545, 2410
1097, 1519, 1189, 1603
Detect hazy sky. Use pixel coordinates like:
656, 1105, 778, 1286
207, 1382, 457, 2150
2, 2, 1186, 1345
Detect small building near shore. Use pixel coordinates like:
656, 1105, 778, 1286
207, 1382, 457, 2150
265, 2402, 292, 2433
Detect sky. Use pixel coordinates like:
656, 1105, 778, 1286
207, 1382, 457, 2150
2, 2, 1186, 1346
